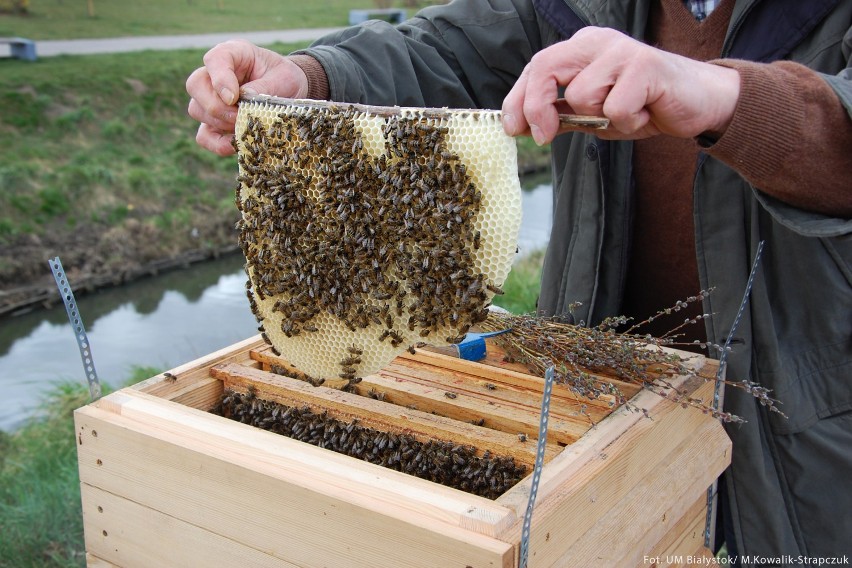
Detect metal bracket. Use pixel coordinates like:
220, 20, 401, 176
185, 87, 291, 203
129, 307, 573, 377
704, 240, 765, 549
519, 364, 555, 568
49, 257, 102, 401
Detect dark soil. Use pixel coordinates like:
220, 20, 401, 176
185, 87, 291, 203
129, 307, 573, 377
0, 207, 239, 318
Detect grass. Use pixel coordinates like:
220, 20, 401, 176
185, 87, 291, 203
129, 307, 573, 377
0, 1, 442, 40
0, 367, 159, 568
493, 249, 544, 315
0, 41, 311, 285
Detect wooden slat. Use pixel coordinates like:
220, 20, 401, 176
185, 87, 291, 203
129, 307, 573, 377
76, 391, 515, 567
167, 376, 223, 410
382, 358, 611, 419
404, 344, 644, 403
493, 374, 730, 566
252, 346, 617, 440
254, 344, 595, 443
133, 334, 263, 400
86, 553, 120, 568
367, 367, 589, 445
565, 416, 726, 567
82, 484, 297, 568
495, 362, 720, 517
647, 495, 710, 567
212, 362, 559, 467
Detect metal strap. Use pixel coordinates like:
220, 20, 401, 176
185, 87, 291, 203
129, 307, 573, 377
49, 257, 102, 401
704, 240, 765, 548
519, 364, 555, 568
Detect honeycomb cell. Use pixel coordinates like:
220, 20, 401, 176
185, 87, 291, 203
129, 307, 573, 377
234, 96, 521, 381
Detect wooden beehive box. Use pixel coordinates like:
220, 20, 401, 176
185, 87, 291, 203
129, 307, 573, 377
75, 335, 730, 568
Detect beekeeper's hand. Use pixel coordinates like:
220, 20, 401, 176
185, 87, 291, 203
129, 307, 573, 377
187, 40, 309, 155
501, 27, 740, 144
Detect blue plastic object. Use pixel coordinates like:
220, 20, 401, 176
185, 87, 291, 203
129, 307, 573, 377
454, 329, 512, 361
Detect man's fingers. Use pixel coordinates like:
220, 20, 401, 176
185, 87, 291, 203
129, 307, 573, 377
502, 65, 531, 136
202, 40, 254, 105
187, 97, 236, 134
195, 123, 237, 156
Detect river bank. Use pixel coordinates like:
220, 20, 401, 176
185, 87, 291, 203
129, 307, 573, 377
0, 155, 549, 319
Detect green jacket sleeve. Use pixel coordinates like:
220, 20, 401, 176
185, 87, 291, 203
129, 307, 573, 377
293, 0, 543, 110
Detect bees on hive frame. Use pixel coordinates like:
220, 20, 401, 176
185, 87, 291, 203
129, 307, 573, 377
216, 386, 526, 498
234, 101, 510, 380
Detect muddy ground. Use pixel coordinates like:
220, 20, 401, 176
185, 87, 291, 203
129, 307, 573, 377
0, 209, 239, 318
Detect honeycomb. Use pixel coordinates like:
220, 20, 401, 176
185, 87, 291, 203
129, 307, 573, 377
234, 96, 521, 381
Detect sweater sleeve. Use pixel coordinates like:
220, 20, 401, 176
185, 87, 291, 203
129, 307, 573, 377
704, 59, 852, 217
289, 54, 330, 101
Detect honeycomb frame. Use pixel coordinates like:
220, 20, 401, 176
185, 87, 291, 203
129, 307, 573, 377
234, 95, 521, 381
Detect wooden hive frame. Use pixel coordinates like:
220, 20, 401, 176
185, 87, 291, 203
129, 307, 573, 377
75, 335, 730, 568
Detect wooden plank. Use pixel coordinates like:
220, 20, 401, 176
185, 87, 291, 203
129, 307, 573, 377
377, 362, 597, 437
647, 496, 710, 567
212, 362, 559, 467
404, 345, 645, 403
168, 376, 223, 411
133, 335, 263, 399
253, 341, 638, 413
76, 392, 515, 567
252, 349, 600, 430
381, 359, 611, 421
86, 553, 120, 568
558, 416, 728, 566
493, 375, 730, 565
354, 370, 588, 445
252, 345, 617, 440
495, 362, 720, 516
82, 484, 297, 568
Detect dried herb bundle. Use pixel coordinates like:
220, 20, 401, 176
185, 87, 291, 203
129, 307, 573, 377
478, 298, 783, 424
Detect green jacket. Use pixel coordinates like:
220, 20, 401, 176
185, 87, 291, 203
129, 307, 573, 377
299, 0, 852, 560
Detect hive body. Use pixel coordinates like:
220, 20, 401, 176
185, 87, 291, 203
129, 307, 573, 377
234, 97, 521, 380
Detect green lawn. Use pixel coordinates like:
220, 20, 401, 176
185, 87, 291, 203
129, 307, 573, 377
0, 368, 160, 568
0, 1, 441, 39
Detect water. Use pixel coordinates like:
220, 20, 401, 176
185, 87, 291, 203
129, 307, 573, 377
0, 179, 552, 431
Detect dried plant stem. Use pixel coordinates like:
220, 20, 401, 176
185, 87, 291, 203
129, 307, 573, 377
479, 299, 784, 423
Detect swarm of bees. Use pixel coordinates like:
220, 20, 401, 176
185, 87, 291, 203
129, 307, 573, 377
234, 96, 521, 381
214, 387, 527, 498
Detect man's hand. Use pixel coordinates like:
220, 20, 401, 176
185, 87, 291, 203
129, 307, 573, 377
501, 27, 740, 144
186, 40, 310, 155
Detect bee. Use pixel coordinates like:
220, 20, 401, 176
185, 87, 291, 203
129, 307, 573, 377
444, 391, 458, 399
484, 383, 497, 391
517, 433, 527, 442
163, 372, 177, 383
368, 388, 386, 402
389, 330, 404, 347
486, 284, 505, 296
